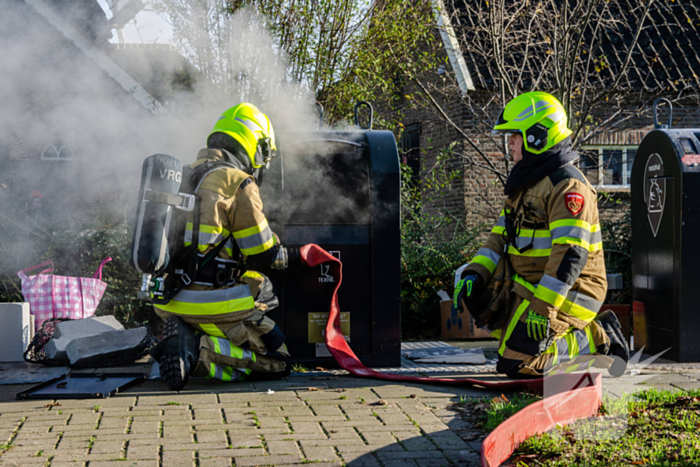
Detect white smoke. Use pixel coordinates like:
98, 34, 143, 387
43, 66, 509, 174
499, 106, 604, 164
0, 0, 385, 283
0, 1, 319, 223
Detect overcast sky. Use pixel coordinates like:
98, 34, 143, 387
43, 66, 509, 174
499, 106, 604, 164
114, 10, 174, 44
95, 0, 174, 45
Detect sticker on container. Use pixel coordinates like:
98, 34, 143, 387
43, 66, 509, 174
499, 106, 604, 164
308, 312, 350, 344
643, 153, 665, 238
318, 264, 335, 283
681, 154, 700, 166
315, 343, 332, 358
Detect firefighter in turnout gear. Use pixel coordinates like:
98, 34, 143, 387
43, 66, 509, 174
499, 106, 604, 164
455, 92, 630, 378
150, 103, 299, 390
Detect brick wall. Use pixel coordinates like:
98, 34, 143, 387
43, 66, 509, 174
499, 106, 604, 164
397, 88, 700, 238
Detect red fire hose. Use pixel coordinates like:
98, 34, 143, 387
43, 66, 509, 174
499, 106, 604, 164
299, 244, 603, 466
301, 244, 569, 394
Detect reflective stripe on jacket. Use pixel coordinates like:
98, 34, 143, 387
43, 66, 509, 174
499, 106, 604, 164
467, 163, 607, 331
156, 148, 275, 317
183, 148, 276, 259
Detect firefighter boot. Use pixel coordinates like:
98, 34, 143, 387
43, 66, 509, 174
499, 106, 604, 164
595, 310, 630, 377
158, 316, 201, 391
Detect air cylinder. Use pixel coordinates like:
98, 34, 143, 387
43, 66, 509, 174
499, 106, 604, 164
130, 154, 183, 277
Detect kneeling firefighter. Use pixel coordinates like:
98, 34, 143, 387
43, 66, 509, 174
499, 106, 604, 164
454, 92, 630, 378
145, 103, 301, 390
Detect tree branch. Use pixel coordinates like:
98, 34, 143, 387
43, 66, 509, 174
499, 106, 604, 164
413, 77, 507, 185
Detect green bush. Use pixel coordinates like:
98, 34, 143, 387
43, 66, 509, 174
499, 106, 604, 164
599, 194, 632, 303
400, 144, 482, 339
401, 221, 481, 339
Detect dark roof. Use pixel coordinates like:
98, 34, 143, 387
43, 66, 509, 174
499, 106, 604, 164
0, 0, 143, 110
109, 44, 197, 105
44, 0, 112, 45
447, 0, 700, 92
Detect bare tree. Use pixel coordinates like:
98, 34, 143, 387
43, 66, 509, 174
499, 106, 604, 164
247, 0, 374, 91
151, 0, 373, 105
397, 0, 700, 182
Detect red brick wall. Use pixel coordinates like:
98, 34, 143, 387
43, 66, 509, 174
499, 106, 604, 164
398, 91, 700, 236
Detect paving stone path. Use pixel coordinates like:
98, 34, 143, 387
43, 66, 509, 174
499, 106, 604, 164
0, 374, 504, 467
2, 366, 700, 466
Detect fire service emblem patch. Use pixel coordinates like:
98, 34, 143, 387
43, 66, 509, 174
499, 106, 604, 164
565, 193, 584, 215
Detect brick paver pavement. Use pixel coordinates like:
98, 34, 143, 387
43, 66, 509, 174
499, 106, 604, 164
0, 372, 501, 467
2, 365, 699, 466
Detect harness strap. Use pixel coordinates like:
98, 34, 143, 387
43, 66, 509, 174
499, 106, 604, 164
151, 160, 244, 304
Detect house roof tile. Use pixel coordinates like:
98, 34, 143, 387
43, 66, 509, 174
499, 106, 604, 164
446, 0, 700, 92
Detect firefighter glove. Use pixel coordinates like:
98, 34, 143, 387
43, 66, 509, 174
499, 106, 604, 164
453, 274, 482, 313
287, 247, 302, 269
271, 246, 289, 269
270, 245, 303, 269
526, 310, 549, 341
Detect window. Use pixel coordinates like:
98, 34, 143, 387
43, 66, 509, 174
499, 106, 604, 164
41, 143, 74, 161
579, 146, 637, 188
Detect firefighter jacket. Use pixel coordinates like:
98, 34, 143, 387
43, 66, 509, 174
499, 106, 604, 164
154, 148, 285, 360
466, 163, 607, 336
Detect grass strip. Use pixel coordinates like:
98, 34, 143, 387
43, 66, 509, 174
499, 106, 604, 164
512, 388, 700, 466
454, 392, 542, 432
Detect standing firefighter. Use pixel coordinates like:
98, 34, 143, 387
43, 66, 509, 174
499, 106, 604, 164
150, 103, 300, 390
454, 92, 630, 378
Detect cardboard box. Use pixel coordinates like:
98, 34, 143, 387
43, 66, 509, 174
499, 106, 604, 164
440, 300, 494, 340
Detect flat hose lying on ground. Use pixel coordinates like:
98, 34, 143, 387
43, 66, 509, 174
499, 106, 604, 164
299, 245, 604, 467
300, 244, 595, 396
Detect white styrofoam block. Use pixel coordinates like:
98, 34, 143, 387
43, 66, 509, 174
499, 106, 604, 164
0, 303, 34, 362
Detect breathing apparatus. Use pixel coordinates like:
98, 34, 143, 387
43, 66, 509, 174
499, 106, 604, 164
130, 104, 289, 302
130, 154, 192, 299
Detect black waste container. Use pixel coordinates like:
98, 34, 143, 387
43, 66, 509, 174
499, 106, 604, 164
261, 129, 401, 368
631, 103, 700, 362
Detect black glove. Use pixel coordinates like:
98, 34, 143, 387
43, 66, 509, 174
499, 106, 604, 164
286, 247, 302, 269
453, 273, 483, 313
269, 245, 302, 269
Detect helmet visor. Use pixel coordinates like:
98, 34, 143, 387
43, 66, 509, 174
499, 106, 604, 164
492, 129, 521, 136
492, 109, 521, 135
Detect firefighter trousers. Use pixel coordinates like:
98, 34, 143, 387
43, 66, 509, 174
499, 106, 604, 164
493, 292, 612, 378
154, 273, 290, 381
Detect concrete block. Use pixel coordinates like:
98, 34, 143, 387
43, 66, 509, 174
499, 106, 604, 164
46, 316, 125, 362
54, 315, 124, 339
66, 327, 148, 366
44, 339, 68, 362
0, 303, 34, 362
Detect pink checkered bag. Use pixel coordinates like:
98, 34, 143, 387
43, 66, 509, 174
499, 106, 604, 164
17, 257, 112, 330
